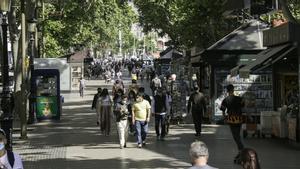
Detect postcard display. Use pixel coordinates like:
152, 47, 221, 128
214, 70, 273, 120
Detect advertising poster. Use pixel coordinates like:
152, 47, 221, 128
36, 96, 58, 119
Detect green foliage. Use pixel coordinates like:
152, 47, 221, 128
134, 0, 230, 49
288, 0, 300, 21
260, 0, 300, 22
42, 0, 137, 57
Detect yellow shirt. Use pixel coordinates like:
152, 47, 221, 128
132, 100, 151, 121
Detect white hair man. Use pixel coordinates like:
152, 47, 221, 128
188, 141, 218, 169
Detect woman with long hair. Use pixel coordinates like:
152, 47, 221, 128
240, 148, 261, 169
96, 88, 112, 136
127, 90, 136, 134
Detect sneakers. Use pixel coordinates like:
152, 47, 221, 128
138, 144, 142, 148
120, 145, 123, 149
142, 141, 146, 146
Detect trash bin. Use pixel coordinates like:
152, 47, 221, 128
260, 111, 274, 137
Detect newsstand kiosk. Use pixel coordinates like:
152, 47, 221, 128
32, 69, 61, 121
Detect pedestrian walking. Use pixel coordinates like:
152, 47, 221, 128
220, 84, 245, 163
113, 88, 124, 107
138, 87, 151, 105
132, 93, 151, 148
128, 79, 139, 95
150, 75, 162, 96
152, 88, 170, 141
187, 85, 206, 137
0, 129, 24, 169
116, 71, 122, 79
92, 88, 102, 125
79, 77, 86, 97
240, 148, 261, 169
112, 79, 124, 96
114, 95, 129, 149
127, 90, 137, 134
96, 88, 113, 136
188, 141, 218, 169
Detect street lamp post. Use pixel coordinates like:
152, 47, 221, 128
0, 0, 13, 150
27, 18, 37, 124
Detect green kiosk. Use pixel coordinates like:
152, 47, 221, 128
33, 69, 61, 120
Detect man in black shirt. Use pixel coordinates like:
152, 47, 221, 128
220, 84, 245, 164
187, 85, 206, 137
152, 88, 170, 141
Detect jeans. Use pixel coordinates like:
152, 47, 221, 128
155, 114, 166, 138
229, 124, 244, 150
135, 120, 148, 144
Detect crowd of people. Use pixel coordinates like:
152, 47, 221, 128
87, 58, 262, 168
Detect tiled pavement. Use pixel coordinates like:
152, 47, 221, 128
10, 72, 300, 169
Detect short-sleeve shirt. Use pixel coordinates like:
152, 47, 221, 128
132, 100, 151, 121
0, 152, 23, 169
220, 95, 243, 115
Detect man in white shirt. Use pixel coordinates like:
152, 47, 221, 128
0, 129, 23, 169
79, 78, 86, 97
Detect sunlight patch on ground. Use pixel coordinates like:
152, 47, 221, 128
66, 145, 190, 167
63, 105, 91, 109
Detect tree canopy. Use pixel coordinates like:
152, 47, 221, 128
134, 0, 236, 49
42, 0, 137, 57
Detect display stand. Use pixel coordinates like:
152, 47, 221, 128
70, 63, 83, 91
33, 69, 61, 120
214, 70, 273, 137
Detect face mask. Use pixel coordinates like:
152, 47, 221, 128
0, 143, 5, 150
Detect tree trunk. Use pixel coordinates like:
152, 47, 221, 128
8, 0, 22, 124
278, 0, 299, 24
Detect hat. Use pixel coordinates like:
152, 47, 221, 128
0, 129, 6, 136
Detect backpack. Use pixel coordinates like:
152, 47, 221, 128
7, 150, 15, 168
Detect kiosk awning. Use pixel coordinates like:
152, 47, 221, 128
239, 44, 296, 78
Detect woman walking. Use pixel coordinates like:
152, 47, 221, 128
127, 90, 136, 134
96, 88, 113, 136
114, 95, 129, 149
